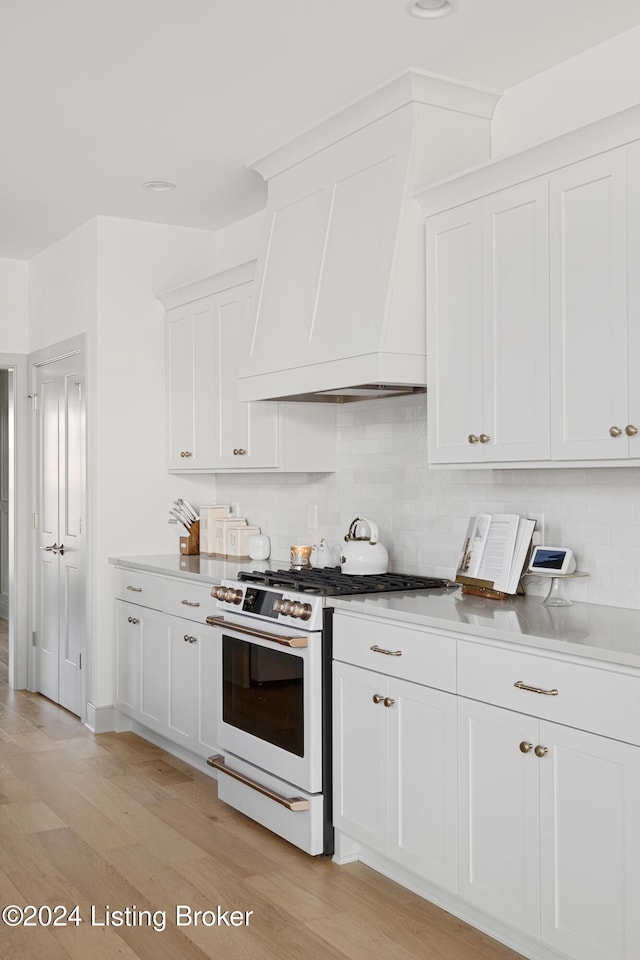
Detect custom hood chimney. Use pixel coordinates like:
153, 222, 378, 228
238, 70, 500, 403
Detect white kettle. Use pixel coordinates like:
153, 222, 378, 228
340, 517, 389, 575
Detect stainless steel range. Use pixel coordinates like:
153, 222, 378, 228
205, 567, 454, 855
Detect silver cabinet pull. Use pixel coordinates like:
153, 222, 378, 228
514, 680, 559, 696
207, 755, 309, 811
180, 599, 200, 607
126, 585, 143, 593
370, 644, 402, 657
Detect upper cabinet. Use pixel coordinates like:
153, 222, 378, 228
239, 71, 498, 403
550, 147, 639, 461
426, 179, 550, 464
159, 262, 336, 473
418, 106, 640, 468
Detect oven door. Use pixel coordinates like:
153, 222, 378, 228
210, 615, 322, 794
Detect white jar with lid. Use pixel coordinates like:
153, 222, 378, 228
248, 534, 270, 560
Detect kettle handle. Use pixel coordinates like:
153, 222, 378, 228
358, 516, 379, 544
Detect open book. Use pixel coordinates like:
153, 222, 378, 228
455, 514, 536, 595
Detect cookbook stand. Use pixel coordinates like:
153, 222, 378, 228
456, 574, 526, 601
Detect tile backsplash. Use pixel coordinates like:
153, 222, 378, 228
213, 394, 640, 610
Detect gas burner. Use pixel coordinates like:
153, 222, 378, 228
237, 567, 454, 597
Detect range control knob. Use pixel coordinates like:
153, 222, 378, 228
211, 585, 243, 604
291, 601, 312, 621
274, 598, 294, 616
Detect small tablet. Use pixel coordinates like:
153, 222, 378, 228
528, 546, 576, 575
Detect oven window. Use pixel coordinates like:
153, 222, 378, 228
222, 636, 304, 757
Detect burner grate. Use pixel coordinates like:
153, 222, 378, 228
237, 567, 453, 597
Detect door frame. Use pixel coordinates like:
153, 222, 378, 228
29, 334, 87, 719
0, 353, 29, 691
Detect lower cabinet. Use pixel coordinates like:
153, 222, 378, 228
333, 660, 457, 891
115, 588, 219, 760
458, 696, 640, 960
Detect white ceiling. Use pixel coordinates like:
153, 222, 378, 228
2, 0, 640, 259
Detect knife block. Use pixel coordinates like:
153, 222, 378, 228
179, 520, 200, 556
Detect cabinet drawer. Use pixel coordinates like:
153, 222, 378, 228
113, 568, 164, 610
458, 640, 640, 746
332, 612, 456, 693
161, 578, 218, 622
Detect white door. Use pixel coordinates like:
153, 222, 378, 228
457, 698, 541, 938
482, 179, 550, 462
549, 149, 629, 460
539, 722, 640, 960
35, 354, 85, 716
426, 201, 484, 463
332, 660, 388, 852
388, 678, 457, 890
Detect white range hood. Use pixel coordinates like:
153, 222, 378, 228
239, 70, 500, 403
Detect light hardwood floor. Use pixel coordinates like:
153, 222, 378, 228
0, 646, 525, 960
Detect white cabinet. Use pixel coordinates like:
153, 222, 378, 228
549, 148, 635, 460
426, 179, 550, 464
332, 612, 457, 891
113, 567, 220, 760
115, 599, 167, 729
333, 662, 457, 890
161, 263, 335, 473
458, 697, 640, 960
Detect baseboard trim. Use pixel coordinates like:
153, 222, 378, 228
84, 702, 117, 734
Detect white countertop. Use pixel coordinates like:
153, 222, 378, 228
331, 589, 640, 671
108, 555, 640, 671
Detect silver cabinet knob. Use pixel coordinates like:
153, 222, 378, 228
534, 745, 548, 758
479, 434, 491, 444
372, 693, 383, 704
183, 634, 198, 643
233, 448, 247, 456
519, 741, 533, 754
609, 426, 622, 437
127, 616, 139, 625
383, 697, 395, 708
180, 450, 193, 458
625, 424, 638, 436
467, 434, 479, 444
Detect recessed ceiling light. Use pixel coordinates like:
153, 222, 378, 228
406, 0, 456, 19
142, 181, 176, 192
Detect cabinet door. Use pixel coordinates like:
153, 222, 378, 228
539, 722, 640, 960
458, 698, 540, 938
166, 298, 218, 470
550, 149, 629, 460
115, 600, 142, 718
626, 141, 640, 453
138, 608, 169, 734
482, 179, 550, 461
333, 661, 388, 852
166, 616, 201, 750
388, 678, 457, 891
198, 628, 218, 756
426, 202, 484, 463
213, 283, 278, 469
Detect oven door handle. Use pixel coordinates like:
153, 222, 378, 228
207, 755, 310, 812
205, 615, 308, 648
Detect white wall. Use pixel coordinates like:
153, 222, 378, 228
0, 258, 28, 353
213, 210, 265, 272
492, 26, 640, 155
